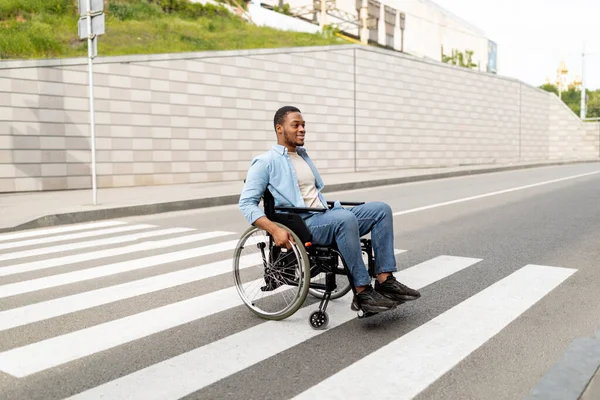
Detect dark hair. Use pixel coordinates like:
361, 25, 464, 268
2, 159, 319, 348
273, 106, 301, 131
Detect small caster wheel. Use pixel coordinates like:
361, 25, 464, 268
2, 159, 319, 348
309, 310, 329, 330
357, 309, 378, 319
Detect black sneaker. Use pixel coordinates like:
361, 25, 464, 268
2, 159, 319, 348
352, 285, 398, 313
375, 275, 421, 302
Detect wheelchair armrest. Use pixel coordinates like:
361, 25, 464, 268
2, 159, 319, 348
274, 202, 365, 213
275, 206, 327, 213
326, 201, 365, 207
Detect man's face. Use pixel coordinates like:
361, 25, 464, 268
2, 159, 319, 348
277, 112, 306, 148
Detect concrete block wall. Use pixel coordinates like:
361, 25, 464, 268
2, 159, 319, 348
0, 47, 356, 192
519, 84, 552, 161
548, 97, 589, 160
0, 44, 597, 193
354, 50, 522, 169
582, 122, 600, 159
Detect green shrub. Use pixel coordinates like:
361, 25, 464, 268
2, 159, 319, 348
108, 0, 163, 21
0, 0, 74, 20
0, 19, 63, 58
161, 0, 232, 18
0, 0, 347, 60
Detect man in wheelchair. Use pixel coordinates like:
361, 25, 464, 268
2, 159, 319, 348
238, 106, 420, 314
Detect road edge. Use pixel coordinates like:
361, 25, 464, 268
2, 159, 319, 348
1, 159, 598, 233
523, 329, 600, 400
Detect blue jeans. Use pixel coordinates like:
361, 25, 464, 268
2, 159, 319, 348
304, 201, 397, 287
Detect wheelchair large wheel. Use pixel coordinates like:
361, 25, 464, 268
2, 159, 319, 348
233, 222, 311, 320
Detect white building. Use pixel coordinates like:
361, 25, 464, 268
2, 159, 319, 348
255, 0, 497, 73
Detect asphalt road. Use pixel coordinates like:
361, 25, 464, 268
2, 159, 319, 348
0, 162, 599, 400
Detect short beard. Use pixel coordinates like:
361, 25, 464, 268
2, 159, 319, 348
283, 130, 299, 148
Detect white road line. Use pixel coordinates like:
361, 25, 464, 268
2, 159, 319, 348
393, 170, 600, 216
0, 224, 160, 251
0, 221, 127, 243
0, 224, 161, 262
0, 230, 233, 278
59, 256, 482, 399
397, 255, 477, 288
0, 253, 262, 332
0, 248, 405, 331
0, 238, 241, 299
293, 265, 577, 400
0, 275, 282, 378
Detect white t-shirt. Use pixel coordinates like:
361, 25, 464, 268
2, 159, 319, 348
288, 151, 324, 209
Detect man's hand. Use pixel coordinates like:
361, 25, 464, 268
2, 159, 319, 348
254, 217, 295, 249
272, 226, 294, 249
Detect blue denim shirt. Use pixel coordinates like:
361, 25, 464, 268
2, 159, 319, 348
239, 144, 328, 225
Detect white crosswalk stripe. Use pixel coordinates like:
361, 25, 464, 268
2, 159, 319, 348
0, 224, 181, 262
0, 223, 158, 251
0, 229, 232, 278
0, 253, 263, 332
0, 238, 240, 298
62, 255, 483, 400
0, 221, 127, 243
292, 265, 577, 400
0, 220, 577, 400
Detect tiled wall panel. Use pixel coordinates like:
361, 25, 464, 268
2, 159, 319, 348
0, 45, 596, 193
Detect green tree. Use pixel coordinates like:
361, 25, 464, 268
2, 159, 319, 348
539, 83, 558, 96
539, 83, 600, 119
586, 90, 600, 119
561, 87, 581, 116
539, 83, 580, 116
442, 49, 477, 69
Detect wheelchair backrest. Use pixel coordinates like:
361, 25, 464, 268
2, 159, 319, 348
262, 188, 313, 243
242, 180, 313, 243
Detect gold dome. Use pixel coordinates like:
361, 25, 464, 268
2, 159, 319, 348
557, 60, 568, 75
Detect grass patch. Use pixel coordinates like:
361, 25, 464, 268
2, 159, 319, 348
0, 0, 347, 60
0, 0, 75, 19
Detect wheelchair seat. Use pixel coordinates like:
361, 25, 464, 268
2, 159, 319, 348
262, 186, 366, 245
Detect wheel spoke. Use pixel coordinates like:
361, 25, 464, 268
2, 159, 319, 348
233, 223, 310, 320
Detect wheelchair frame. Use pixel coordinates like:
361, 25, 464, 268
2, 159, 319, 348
233, 187, 378, 329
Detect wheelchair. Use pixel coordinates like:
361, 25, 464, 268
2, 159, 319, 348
232, 188, 379, 329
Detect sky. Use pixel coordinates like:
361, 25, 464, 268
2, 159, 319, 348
431, 0, 600, 90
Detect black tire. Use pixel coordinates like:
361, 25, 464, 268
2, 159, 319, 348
233, 222, 311, 320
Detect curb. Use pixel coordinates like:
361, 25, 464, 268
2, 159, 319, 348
0, 194, 242, 234
0, 159, 598, 233
523, 330, 600, 400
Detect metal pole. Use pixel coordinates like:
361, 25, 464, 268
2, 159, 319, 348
581, 42, 586, 119
86, 0, 97, 205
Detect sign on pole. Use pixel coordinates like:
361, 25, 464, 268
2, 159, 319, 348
78, 13, 105, 39
78, 0, 105, 206
78, 0, 104, 15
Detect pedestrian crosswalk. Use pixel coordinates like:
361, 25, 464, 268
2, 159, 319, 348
0, 219, 577, 399
293, 265, 575, 400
